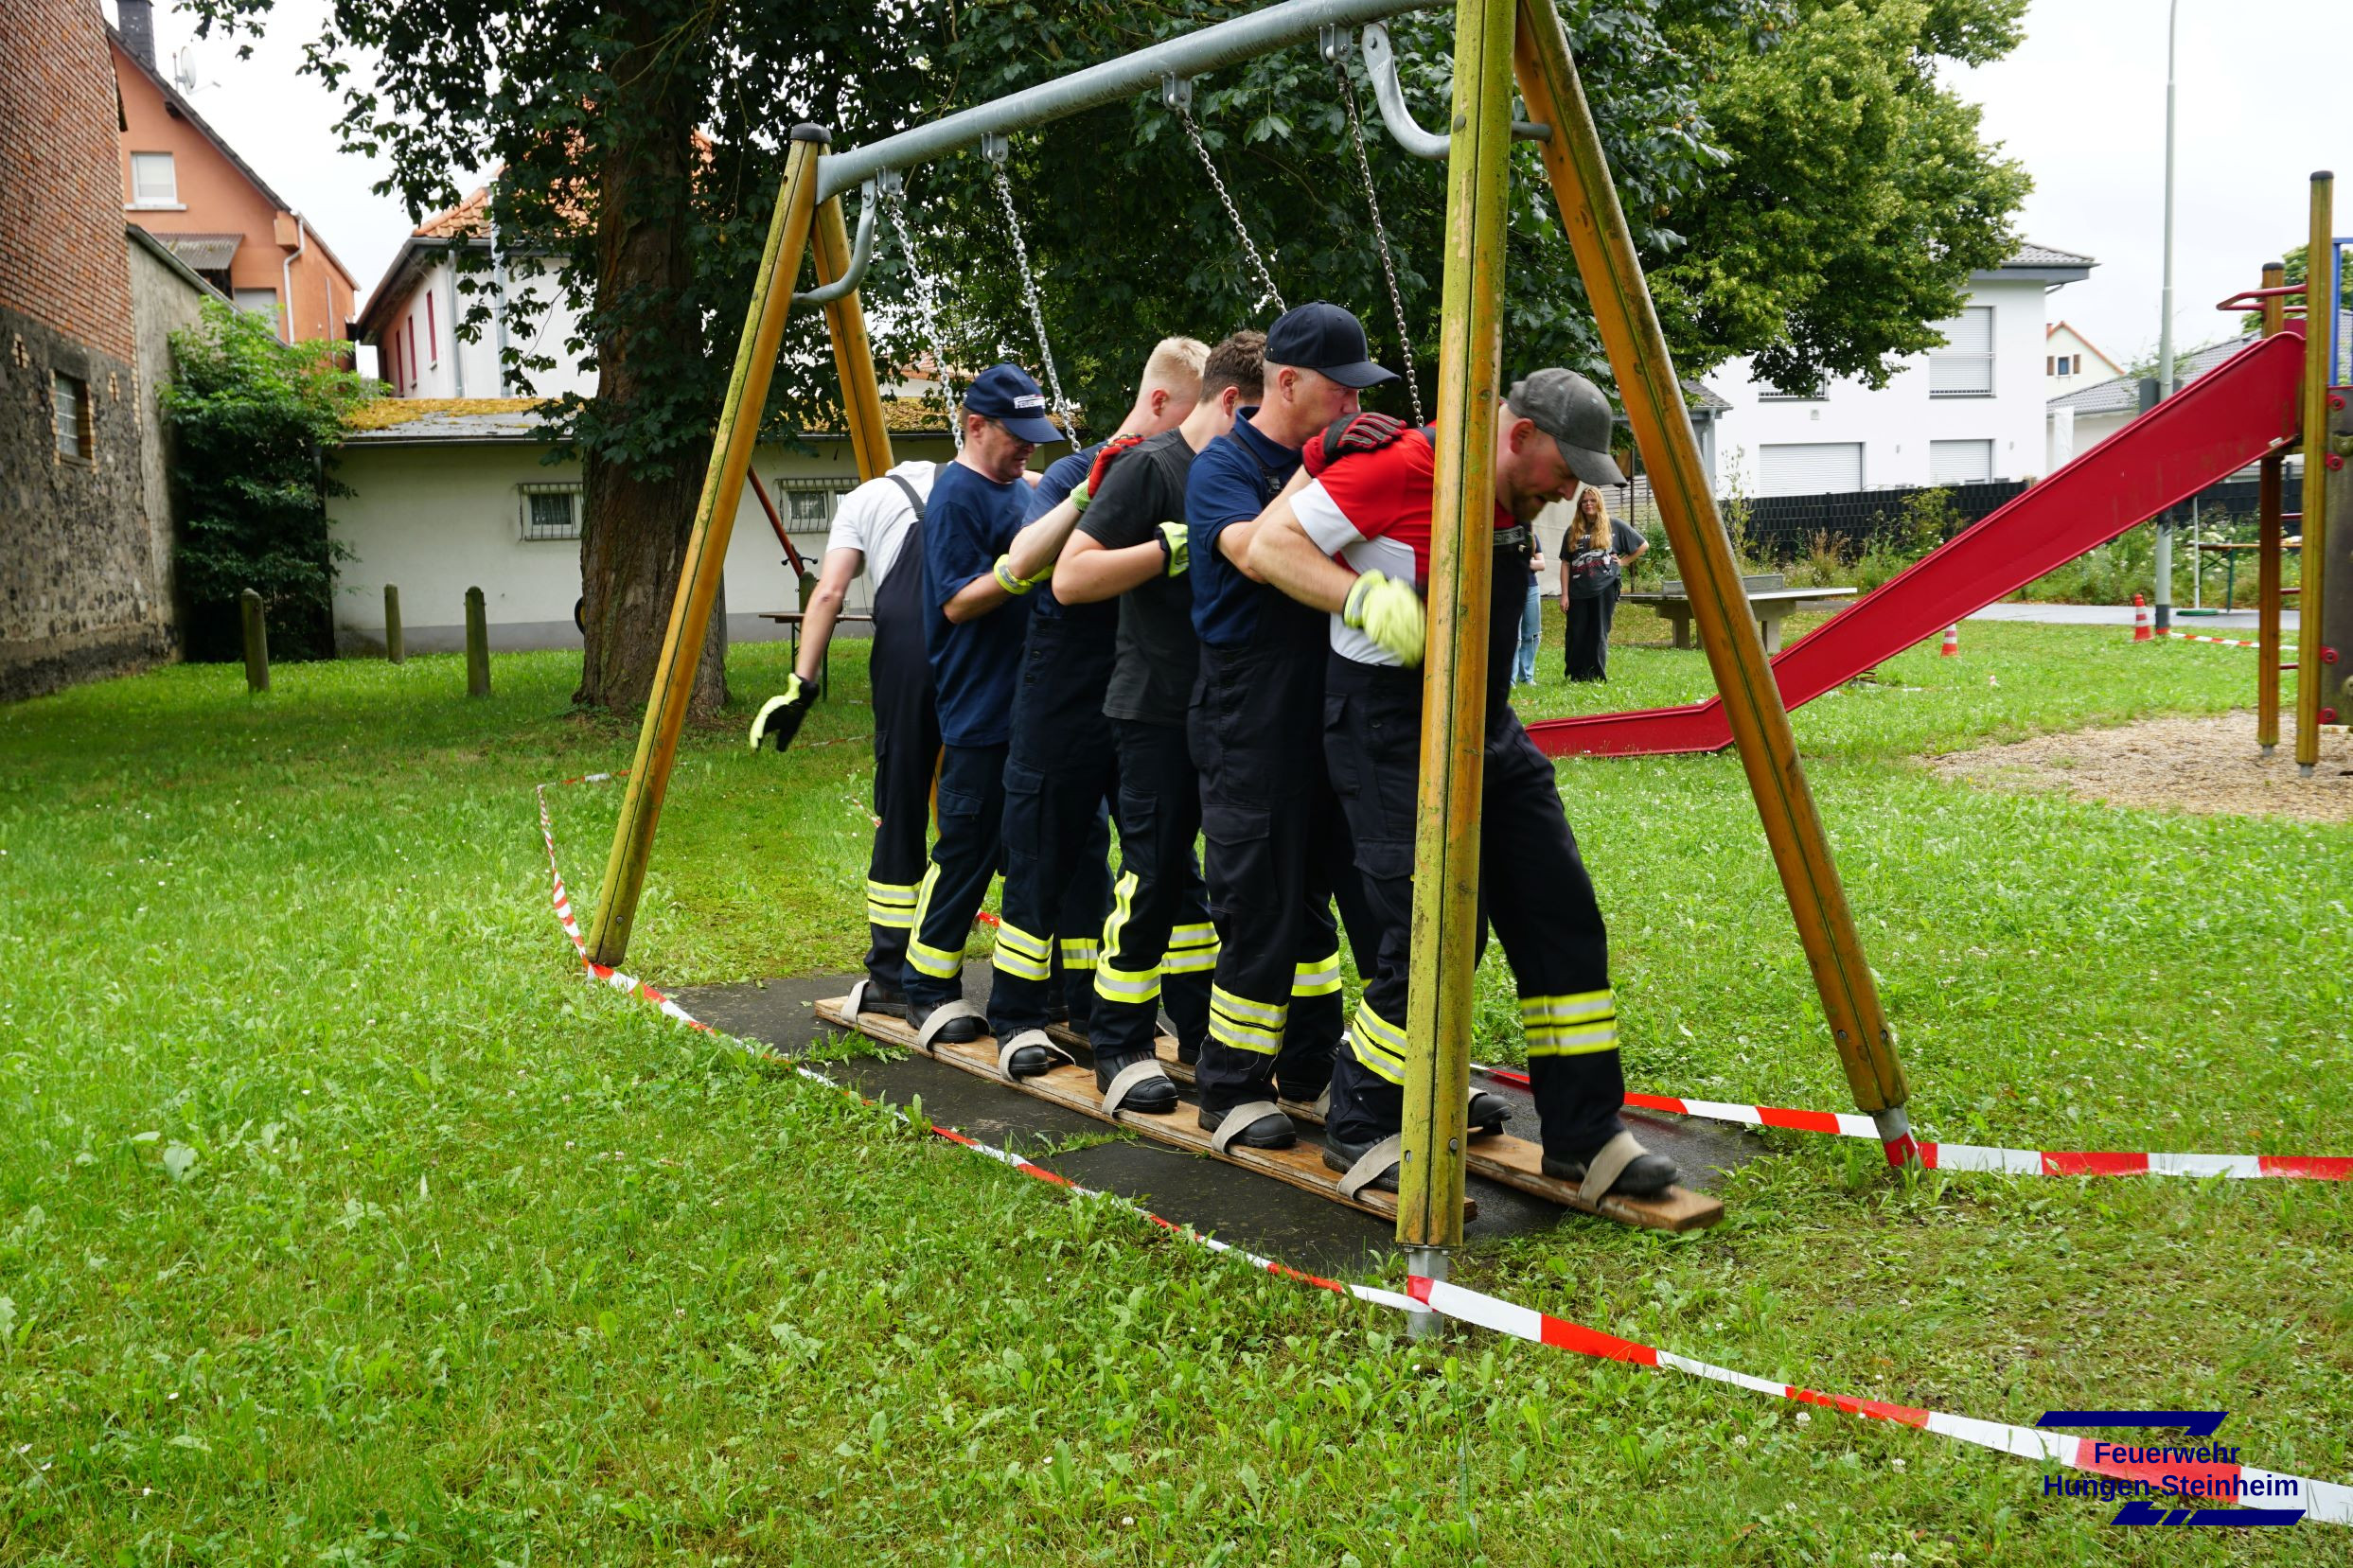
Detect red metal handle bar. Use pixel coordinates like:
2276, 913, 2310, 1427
2216, 283, 2309, 311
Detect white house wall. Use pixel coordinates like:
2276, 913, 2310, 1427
327, 434, 958, 654
1709, 276, 2055, 497
380, 257, 595, 401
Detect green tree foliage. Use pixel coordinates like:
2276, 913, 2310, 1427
929, 0, 2029, 418
188, 0, 948, 712
185, 0, 2028, 696
160, 301, 373, 661
1654, 0, 2031, 396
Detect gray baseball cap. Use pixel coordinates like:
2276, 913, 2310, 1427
1507, 368, 1624, 487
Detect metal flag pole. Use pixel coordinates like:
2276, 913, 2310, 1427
2257, 261, 2286, 754
2153, 0, 2181, 632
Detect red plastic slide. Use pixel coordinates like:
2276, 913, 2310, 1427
1528, 325, 2308, 758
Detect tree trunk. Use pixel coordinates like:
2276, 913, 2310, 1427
573, 2, 726, 716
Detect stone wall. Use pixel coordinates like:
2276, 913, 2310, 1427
128, 235, 211, 643
0, 0, 175, 700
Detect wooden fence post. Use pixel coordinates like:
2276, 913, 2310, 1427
384, 584, 405, 665
239, 589, 269, 694
464, 587, 490, 697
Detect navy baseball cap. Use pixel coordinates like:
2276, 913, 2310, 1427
962, 362, 1062, 444
1265, 302, 1399, 390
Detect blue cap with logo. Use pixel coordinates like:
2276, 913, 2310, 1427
962, 362, 1063, 444
1265, 302, 1399, 390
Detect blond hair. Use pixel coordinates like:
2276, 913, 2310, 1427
1571, 485, 1615, 552
1140, 336, 1210, 398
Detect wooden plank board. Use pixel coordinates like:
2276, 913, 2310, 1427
1040, 1023, 1721, 1234
816, 998, 1472, 1224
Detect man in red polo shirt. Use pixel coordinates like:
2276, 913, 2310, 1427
1247, 368, 1680, 1204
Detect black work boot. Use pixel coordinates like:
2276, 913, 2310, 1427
911, 1001, 983, 1047
1095, 1053, 1178, 1115
1198, 1101, 1297, 1150
1540, 1138, 1679, 1198
1319, 1131, 1400, 1192
1467, 1087, 1513, 1137
859, 978, 911, 1020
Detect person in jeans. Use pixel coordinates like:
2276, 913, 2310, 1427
1560, 486, 1646, 682
1513, 542, 1544, 685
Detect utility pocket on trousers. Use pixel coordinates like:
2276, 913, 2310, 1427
1321, 693, 1356, 801
1354, 836, 1414, 890
935, 784, 983, 833
1000, 761, 1047, 857
1200, 802, 1273, 924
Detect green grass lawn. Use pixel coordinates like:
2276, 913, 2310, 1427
2, 617, 2347, 1564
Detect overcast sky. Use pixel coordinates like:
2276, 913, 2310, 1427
119, 0, 2350, 378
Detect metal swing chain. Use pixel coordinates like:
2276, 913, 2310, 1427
986, 151, 1079, 444
1173, 99, 1285, 315
1332, 56, 1423, 426
879, 176, 966, 450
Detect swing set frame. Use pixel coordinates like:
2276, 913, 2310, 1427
580, 0, 1919, 1279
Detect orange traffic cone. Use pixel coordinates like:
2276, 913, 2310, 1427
1940, 625, 1960, 658
2132, 593, 2151, 643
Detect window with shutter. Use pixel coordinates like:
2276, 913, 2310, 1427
1758, 443, 1864, 497
1929, 307, 1994, 397
1929, 439, 1995, 484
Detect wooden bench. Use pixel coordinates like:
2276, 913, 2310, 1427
1620, 574, 1860, 653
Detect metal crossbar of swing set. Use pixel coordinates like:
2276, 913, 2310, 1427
791, 0, 1551, 306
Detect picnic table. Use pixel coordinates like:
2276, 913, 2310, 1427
1620, 573, 1859, 653
758, 608, 876, 696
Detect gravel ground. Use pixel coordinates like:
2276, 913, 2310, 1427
1930, 710, 2353, 823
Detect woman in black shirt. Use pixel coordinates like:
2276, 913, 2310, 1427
1558, 487, 1646, 682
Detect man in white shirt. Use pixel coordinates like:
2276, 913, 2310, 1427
751, 458, 938, 1012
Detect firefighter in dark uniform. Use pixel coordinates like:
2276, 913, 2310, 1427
989, 340, 1208, 1042
1051, 333, 1265, 1112
1247, 369, 1683, 1202
897, 364, 1095, 1059
750, 459, 938, 1015
1184, 303, 1416, 1152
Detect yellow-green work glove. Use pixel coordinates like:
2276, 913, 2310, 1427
749, 673, 814, 751
1342, 571, 1425, 667
1158, 521, 1189, 577
993, 554, 1053, 596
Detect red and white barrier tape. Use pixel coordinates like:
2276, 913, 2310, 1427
1471, 1071, 2353, 1182
535, 772, 2347, 1523
1406, 1275, 2353, 1524
2159, 629, 2297, 653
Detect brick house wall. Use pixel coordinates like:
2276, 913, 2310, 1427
0, 0, 175, 700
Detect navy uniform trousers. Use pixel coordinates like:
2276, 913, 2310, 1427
1087, 717, 1216, 1067
1190, 615, 1373, 1117
1320, 537, 1630, 1163
987, 615, 1119, 1037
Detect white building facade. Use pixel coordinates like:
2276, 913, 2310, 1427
327, 404, 958, 653
1707, 245, 2094, 499
2044, 320, 2121, 398
354, 185, 596, 402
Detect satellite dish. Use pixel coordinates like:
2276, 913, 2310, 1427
172, 44, 201, 92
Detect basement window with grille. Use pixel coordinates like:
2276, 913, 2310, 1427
518, 482, 583, 540
53, 371, 92, 461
